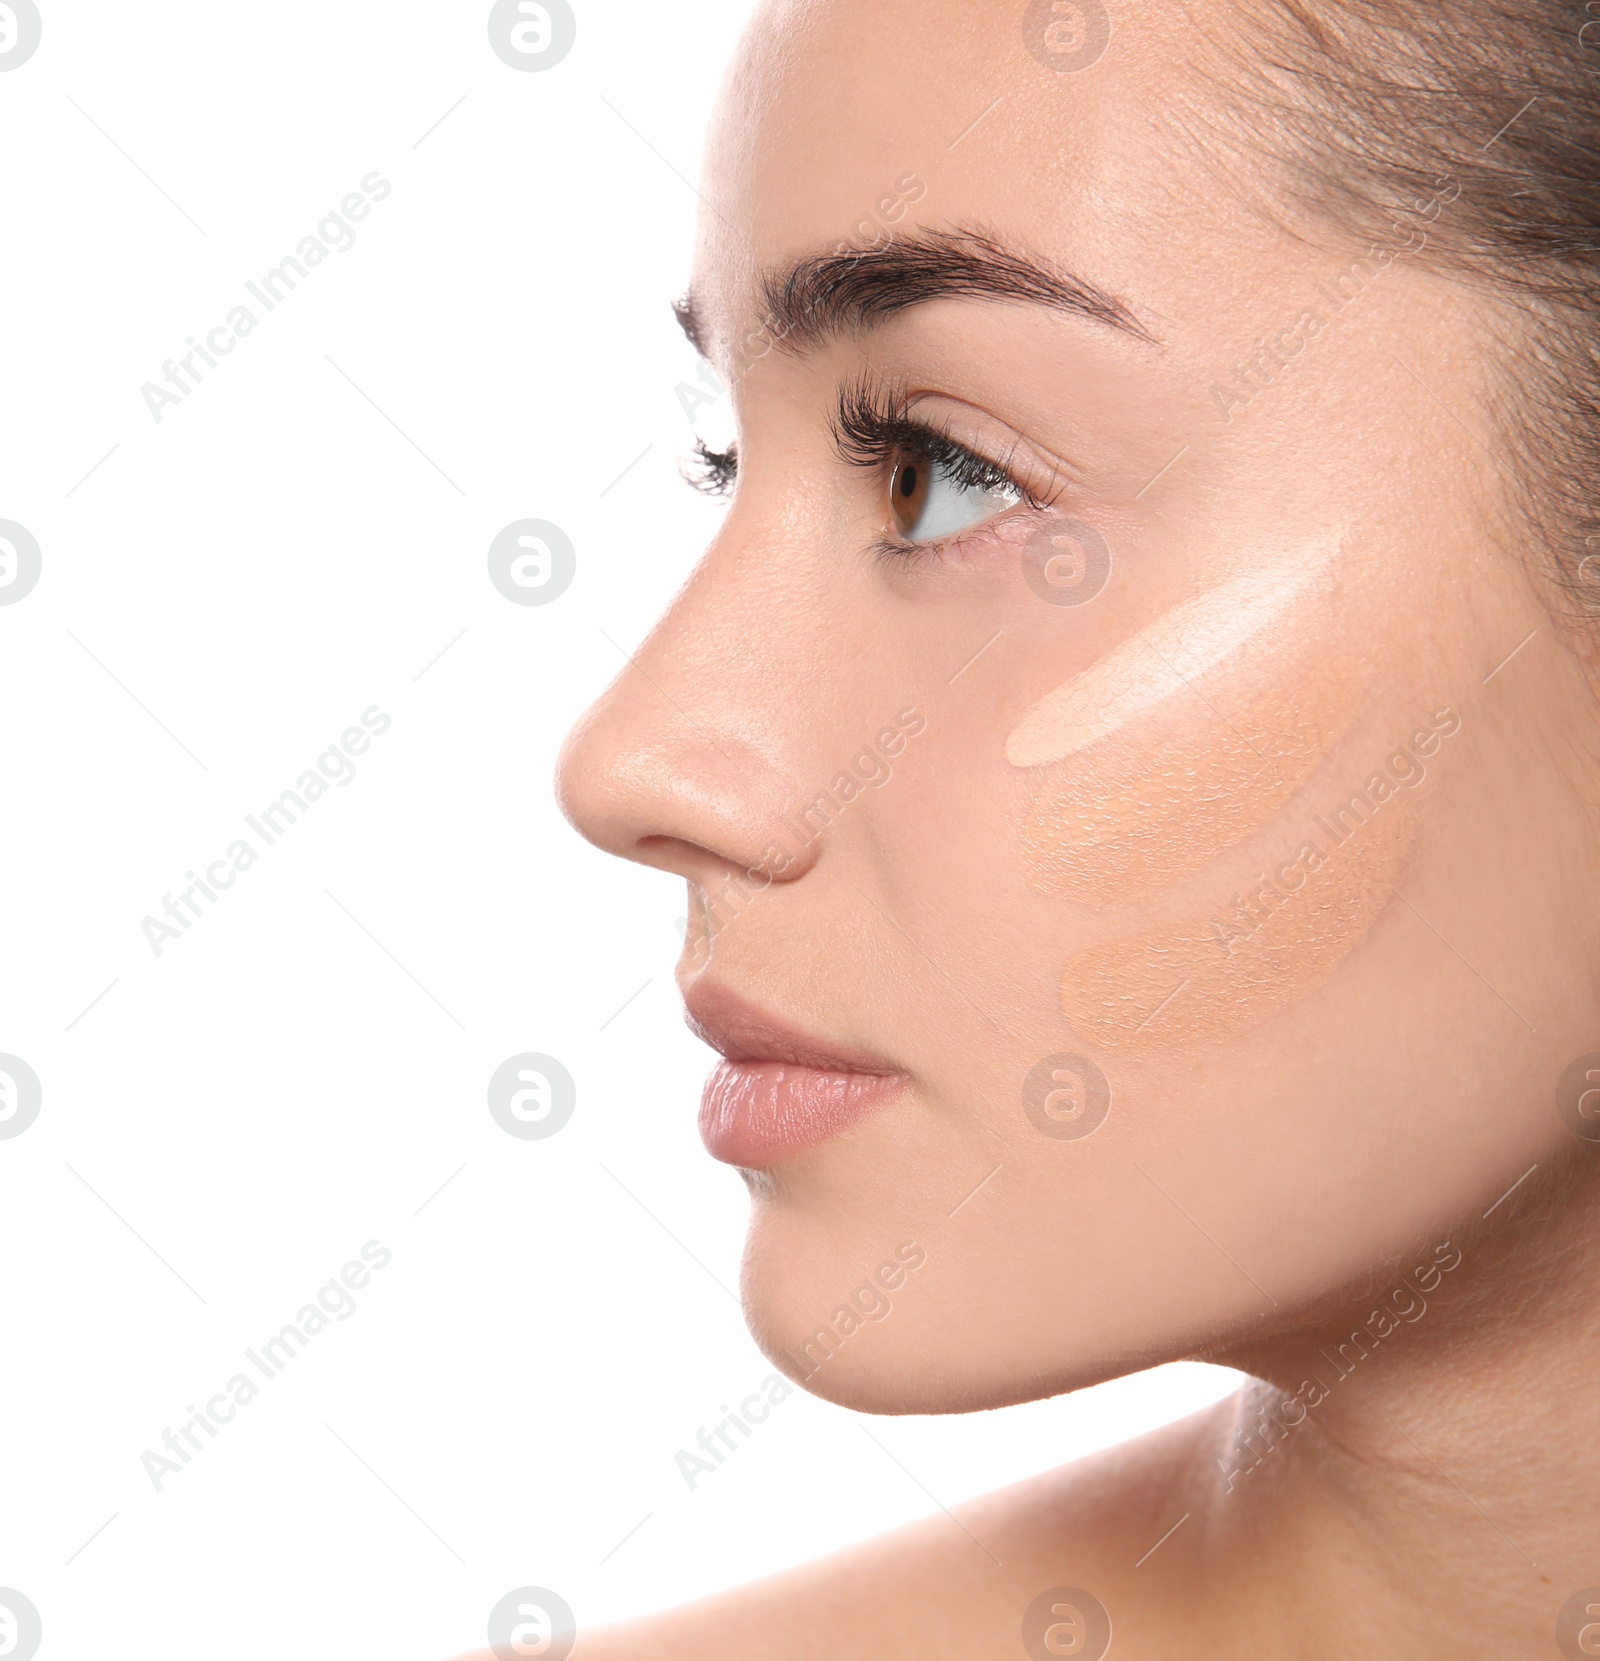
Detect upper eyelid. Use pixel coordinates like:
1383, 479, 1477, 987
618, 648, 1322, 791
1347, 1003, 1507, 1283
881, 420, 1049, 513
831, 381, 1058, 503
837, 410, 1013, 498
899, 405, 1064, 502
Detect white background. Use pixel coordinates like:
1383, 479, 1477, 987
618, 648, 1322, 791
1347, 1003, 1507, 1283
0, 4, 1237, 1655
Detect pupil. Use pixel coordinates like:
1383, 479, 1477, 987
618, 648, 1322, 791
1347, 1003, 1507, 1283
899, 465, 918, 498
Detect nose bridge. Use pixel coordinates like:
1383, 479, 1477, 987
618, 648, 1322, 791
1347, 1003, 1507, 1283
556, 538, 819, 879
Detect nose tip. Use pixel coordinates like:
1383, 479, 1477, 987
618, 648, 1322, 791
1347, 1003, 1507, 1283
555, 666, 816, 884
553, 695, 632, 862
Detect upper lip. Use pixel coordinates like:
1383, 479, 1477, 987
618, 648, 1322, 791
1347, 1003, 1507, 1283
683, 981, 903, 1076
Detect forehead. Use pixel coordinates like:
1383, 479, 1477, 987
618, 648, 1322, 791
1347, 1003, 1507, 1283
690, 0, 1280, 361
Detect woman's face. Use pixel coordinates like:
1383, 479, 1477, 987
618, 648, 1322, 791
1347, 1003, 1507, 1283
559, 0, 1600, 1412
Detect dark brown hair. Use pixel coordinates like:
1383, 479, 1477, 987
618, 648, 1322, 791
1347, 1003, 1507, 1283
1211, 1, 1600, 623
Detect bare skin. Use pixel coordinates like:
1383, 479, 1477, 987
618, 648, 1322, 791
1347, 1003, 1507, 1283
495, 0, 1600, 1655
512, 1194, 1600, 1659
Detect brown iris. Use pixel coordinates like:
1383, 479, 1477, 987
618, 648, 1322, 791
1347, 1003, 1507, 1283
889, 450, 931, 537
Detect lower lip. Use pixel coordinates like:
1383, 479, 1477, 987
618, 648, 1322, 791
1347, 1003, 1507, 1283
699, 1060, 904, 1166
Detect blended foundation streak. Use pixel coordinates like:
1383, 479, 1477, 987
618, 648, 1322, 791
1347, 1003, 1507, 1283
1006, 551, 1335, 769
1059, 786, 1415, 1050
999, 541, 1442, 1045
1010, 544, 1353, 903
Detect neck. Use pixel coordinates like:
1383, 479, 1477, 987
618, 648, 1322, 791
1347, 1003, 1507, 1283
1200, 1150, 1600, 1657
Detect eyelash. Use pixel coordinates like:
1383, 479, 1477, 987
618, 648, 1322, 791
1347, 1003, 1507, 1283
684, 436, 738, 498
830, 377, 1043, 518
681, 379, 1048, 531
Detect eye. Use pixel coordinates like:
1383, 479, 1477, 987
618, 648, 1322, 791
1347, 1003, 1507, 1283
887, 446, 1021, 544
832, 378, 1040, 552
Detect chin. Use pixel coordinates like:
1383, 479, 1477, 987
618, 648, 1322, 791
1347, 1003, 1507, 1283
735, 1199, 955, 1414
734, 1201, 1172, 1418
743, 1303, 1014, 1416
743, 1289, 1171, 1417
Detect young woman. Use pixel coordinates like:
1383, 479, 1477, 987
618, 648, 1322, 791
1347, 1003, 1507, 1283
538, 1, 1600, 1653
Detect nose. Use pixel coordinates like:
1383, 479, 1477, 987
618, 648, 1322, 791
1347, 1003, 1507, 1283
555, 549, 819, 890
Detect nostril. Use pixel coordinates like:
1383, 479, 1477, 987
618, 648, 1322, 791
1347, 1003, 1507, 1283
634, 832, 721, 876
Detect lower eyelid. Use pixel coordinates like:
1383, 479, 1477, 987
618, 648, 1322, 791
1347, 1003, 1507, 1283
901, 494, 1039, 558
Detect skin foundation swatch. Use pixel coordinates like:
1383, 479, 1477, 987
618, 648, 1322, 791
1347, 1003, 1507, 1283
1018, 680, 1362, 905
1008, 543, 1352, 906
1048, 708, 1462, 1049
1001, 543, 1448, 1046
1005, 550, 1337, 769
1058, 779, 1416, 1049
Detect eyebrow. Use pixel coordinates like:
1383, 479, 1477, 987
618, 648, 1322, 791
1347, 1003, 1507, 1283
674, 226, 1157, 361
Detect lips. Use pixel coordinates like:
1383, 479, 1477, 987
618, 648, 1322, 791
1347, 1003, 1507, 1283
685, 983, 906, 1167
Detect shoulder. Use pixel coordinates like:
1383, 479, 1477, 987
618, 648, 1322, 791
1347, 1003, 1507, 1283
550, 1395, 1238, 1661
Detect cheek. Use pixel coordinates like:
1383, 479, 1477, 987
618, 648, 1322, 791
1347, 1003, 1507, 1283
1060, 783, 1418, 1049
1002, 563, 1444, 1050
1019, 653, 1365, 904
